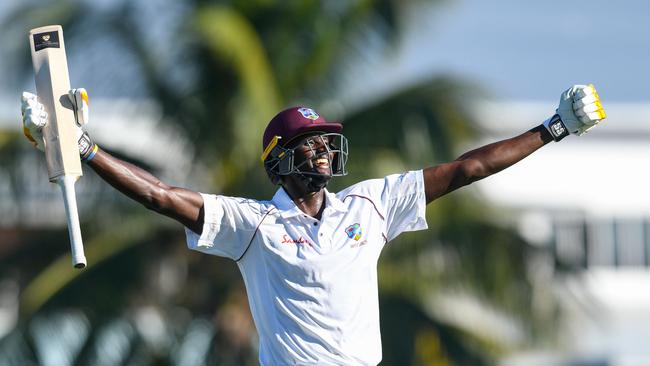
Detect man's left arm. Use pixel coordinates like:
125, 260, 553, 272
423, 84, 607, 204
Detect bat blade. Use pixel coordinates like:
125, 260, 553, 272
29, 25, 87, 269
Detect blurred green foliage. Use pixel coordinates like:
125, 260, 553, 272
0, 0, 563, 365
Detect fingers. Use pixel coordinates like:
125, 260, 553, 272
574, 110, 602, 124
572, 84, 606, 124
78, 88, 89, 125
572, 94, 598, 108
575, 101, 604, 115
68, 88, 89, 107
68, 88, 89, 126
22, 104, 48, 128
20, 91, 48, 151
21, 91, 47, 122
21, 92, 38, 116
21, 91, 37, 103
22, 106, 46, 151
21, 91, 47, 149
573, 84, 595, 99
78, 88, 89, 105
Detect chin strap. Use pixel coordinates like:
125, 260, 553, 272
298, 172, 330, 192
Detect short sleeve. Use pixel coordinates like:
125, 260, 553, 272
381, 170, 428, 241
185, 193, 266, 260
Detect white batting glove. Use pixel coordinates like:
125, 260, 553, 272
19, 88, 98, 161
21, 91, 48, 151
68, 88, 97, 161
543, 84, 607, 141
69, 88, 90, 127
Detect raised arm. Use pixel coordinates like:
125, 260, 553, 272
21, 89, 205, 234
88, 149, 205, 234
423, 84, 607, 204
424, 125, 552, 203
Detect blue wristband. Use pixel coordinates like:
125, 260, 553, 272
82, 144, 98, 163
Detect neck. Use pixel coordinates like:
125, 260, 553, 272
282, 185, 326, 220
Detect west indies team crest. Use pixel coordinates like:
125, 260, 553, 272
298, 107, 319, 120
345, 223, 362, 241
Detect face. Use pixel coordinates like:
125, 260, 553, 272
266, 131, 348, 193
277, 133, 336, 193
289, 134, 335, 177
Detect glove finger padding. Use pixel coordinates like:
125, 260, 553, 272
572, 94, 598, 109
575, 103, 603, 115
68, 88, 89, 126
557, 84, 606, 136
20, 91, 47, 151
578, 112, 604, 125
67, 88, 97, 162
573, 84, 606, 123
574, 85, 594, 99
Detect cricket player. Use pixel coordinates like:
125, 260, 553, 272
21, 85, 606, 365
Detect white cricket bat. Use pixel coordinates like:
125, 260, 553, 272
29, 25, 87, 269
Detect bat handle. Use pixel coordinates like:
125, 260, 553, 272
57, 175, 87, 269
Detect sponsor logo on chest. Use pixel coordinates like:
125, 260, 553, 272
281, 234, 313, 247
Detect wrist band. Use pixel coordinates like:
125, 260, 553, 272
543, 114, 569, 142
78, 131, 98, 162
82, 144, 98, 163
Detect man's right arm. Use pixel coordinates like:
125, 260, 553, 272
88, 148, 205, 234
21, 90, 205, 234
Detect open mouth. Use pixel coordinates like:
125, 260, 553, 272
313, 157, 330, 168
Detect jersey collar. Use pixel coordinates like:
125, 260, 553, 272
272, 187, 348, 219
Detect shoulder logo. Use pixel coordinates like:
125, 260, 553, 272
345, 223, 362, 241
297, 107, 319, 120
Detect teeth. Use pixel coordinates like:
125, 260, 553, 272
315, 158, 329, 166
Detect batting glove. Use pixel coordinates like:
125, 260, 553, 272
20, 88, 98, 162
68, 88, 98, 162
21, 91, 48, 151
543, 84, 607, 141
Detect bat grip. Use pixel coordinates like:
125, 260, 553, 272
57, 175, 87, 269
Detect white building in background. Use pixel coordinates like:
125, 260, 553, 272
472, 101, 650, 366
2, 98, 650, 364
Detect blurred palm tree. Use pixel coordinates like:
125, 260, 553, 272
0, 0, 563, 364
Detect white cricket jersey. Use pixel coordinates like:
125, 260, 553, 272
185, 170, 428, 365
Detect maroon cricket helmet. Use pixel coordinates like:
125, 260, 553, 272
262, 106, 342, 153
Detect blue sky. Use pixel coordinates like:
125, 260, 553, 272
3, 0, 648, 106
403, 0, 650, 102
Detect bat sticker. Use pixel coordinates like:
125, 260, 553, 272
33, 31, 60, 51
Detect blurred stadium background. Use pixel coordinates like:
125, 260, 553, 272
1, 0, 649, 365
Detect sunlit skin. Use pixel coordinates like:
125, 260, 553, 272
86, 125, 553, 235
